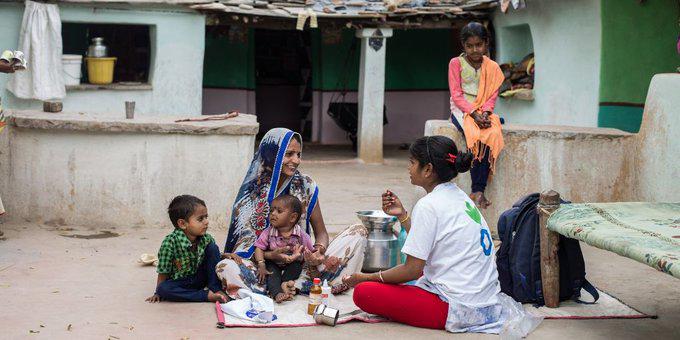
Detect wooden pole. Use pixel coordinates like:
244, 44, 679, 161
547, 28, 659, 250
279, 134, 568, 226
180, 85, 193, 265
538, 189, 561, 308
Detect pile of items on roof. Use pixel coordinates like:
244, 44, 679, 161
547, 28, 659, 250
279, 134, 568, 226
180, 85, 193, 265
191, 0, 498, 28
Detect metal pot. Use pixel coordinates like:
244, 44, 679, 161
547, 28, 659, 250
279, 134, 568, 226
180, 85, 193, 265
87, 37, 108, 58
357, 210, 399, 272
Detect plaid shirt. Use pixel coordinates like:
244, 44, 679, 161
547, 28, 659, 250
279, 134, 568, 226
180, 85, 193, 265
157, 229, 215, 280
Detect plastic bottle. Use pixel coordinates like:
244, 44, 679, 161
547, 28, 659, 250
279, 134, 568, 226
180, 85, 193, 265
307, 277, 322, 315
321, 279, 331, 305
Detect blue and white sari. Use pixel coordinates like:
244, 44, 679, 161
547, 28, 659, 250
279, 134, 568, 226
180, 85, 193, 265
217, 128, 368, 297
224, 128, 319, 258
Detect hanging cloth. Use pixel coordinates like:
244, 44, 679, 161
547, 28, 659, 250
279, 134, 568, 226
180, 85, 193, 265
7, 0, 65, 101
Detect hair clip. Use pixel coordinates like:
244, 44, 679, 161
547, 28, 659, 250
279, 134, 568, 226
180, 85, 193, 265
446, 153, 457, 164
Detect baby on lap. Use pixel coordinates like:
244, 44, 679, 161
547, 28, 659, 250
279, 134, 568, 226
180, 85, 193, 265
254, 194, 313, 303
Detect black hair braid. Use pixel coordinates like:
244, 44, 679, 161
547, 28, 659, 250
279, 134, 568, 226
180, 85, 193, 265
409, 136, 472, 183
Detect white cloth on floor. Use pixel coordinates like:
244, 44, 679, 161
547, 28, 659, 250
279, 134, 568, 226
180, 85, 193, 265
7, 0, 65, 101
221, 289, 275, 324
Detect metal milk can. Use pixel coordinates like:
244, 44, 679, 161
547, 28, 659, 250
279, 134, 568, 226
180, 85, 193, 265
357, 210, 400, 272
87, 37, 108, 58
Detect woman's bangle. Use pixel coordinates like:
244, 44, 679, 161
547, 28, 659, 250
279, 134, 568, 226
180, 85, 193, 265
399, 212, 410, 224
378, 270, 385, 283
313, 243, 326, 253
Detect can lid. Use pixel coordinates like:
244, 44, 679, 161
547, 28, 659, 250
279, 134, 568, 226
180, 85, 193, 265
313, 278, 321, 284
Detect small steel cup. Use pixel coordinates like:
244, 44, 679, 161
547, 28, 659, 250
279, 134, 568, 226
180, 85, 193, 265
125, 101, 135, 119
313, 304, 340, 327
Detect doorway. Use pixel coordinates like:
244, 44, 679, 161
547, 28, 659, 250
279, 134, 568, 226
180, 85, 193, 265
254, 29, 313, 140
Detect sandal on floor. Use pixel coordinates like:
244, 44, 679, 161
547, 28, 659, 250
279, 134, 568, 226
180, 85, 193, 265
138, 253, 159, 266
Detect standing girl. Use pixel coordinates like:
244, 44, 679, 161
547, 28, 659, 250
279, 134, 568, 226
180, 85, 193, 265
448, 22, 505, 209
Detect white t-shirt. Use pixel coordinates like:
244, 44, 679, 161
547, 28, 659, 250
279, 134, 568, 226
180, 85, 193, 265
402, 182, 504, 333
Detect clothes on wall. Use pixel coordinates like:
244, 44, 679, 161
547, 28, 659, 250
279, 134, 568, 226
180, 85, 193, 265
499, 53, 534, 100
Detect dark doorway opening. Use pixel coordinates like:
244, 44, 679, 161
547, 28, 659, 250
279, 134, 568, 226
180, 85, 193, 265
254, 29, 312, 140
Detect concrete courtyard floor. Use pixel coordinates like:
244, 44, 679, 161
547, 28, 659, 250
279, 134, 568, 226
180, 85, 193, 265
1, 145, 679, 339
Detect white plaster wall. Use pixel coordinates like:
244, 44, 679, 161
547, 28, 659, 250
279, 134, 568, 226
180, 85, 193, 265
0, 127, 255, 229
202, 88, 256, 115
633, 74, 680, 202
492, 0, 601, 127
425, 121, 635, 233
421, 75, 680, 232
312, 90, 450, 145
0, 3, 205, 117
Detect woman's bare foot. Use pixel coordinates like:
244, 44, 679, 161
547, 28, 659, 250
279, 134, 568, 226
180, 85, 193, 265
281, 280, 296, 296
274, 292, 289, 303
208, 290, 228, 303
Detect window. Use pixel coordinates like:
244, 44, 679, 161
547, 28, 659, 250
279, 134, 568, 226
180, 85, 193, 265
62, 23, 152, 85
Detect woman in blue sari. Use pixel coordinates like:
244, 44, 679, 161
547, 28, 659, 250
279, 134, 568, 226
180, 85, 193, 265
216, 128, 367, 297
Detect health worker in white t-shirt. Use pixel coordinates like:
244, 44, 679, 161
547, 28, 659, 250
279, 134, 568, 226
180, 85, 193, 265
343, 135, 538, 335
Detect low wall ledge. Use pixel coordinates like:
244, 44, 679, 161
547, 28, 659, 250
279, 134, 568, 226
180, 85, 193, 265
426, 120, 633, 140
7, 110, 259, 136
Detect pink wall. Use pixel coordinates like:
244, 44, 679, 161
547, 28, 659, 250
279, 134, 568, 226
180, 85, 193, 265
312, 91, 451, 144
203, 88, 451, 144
202, 88, 256, 115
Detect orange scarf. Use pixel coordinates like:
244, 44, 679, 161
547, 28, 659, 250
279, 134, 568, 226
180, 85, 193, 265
462, 56, 505, 172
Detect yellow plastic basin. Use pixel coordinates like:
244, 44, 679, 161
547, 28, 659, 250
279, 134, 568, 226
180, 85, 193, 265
85, 57, 117, 84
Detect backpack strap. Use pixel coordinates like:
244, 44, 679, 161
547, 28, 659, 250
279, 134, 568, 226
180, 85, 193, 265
573, 279, 599, 304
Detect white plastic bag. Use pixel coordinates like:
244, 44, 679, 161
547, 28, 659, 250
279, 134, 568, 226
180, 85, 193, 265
221, 289, 276, 324
499, 293, 543, 339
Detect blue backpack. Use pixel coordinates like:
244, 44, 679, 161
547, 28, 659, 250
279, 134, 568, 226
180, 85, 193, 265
496, 193, 599, 305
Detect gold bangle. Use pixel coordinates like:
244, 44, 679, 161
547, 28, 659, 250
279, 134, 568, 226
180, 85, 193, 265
398, 213, 410, 224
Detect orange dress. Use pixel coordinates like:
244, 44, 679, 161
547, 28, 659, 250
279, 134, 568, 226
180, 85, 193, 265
459, 56, 505, 172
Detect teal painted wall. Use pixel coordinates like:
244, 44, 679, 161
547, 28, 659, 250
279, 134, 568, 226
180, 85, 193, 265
204, 28, 458, 92
599, 0, 680, 132
493, 0, 603, 128
203, 27, 255, 89
312, 28, 457, 91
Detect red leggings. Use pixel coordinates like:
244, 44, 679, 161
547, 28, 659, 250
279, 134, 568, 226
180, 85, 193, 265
353, 282, 448, 329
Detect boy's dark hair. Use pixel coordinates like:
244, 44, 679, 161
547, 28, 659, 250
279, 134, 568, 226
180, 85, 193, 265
409, 136, 473, 183
460, 21, 490, 42
168, 195, 206, 229
273, 194, 303, 225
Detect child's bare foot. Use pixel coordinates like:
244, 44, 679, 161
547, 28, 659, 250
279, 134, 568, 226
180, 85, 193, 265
480, 193, 492, 209
208, 290, 228, 303
472, 191, 491, 209
281, 280, 296, 296
470, 192, 486, 209
274, 292, 289, 303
